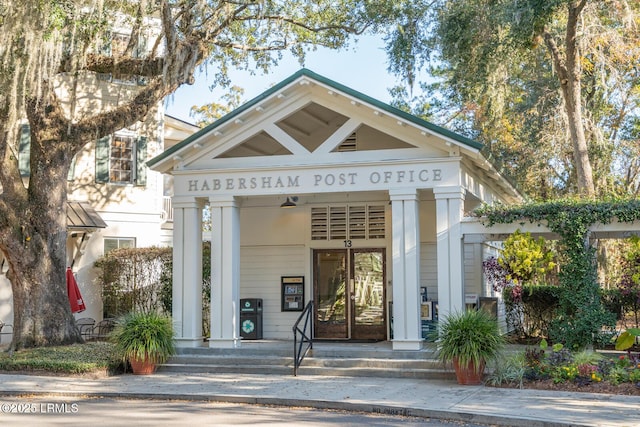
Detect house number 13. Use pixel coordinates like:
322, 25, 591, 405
344, 239, 352, 248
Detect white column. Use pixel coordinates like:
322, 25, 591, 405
209, 196, 241, 348
390, 189, 422, 351
172, 198, 204, 347
434, 186, 465, 319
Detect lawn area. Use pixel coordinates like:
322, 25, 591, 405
0, 341, 124, 376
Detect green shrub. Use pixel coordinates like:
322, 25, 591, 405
0, 342, 123, 374
486, 353, 526, 388
95, 247, 172, 317
572, 350, 604, 365
607, 366, 630, 385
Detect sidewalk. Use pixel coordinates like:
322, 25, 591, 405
0, 371, 638, 427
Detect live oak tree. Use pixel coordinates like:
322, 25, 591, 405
389, 0, 640, 199
0, 0, 423, 350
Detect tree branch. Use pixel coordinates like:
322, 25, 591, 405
542, 28, 568, 84
234, 15, 367, 36
60, 54, 164, 79
72, 77, 170, 147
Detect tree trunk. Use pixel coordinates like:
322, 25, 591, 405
561, 74, 595, 197
7, 232, 82, 349
1, 97, 83, 350
543, 1, 596, 198
561, 1, 595, 198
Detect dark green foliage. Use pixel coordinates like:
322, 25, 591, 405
601, 288, 626, 322
95, 246, 172, 317
524, 347, 545, 367
519, 285, 561, 338
615, 236, 640, 328
0, 342, 123, 374
547, 347, 573, 367
476, 199, 640, 348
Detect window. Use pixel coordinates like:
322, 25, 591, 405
111, 33, 130, 57
98, 32, 148, 85
102, 32, 147, 58
104, 237, 135, 254
95, 133, 148, 185
110, 135, 134, 183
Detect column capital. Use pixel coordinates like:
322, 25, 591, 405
172, 196, 203, 209
433, 186, 465, 200
389, 188, 418, 201
209, 195, 238, 207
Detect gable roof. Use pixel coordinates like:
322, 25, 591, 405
148, 68, 484, 170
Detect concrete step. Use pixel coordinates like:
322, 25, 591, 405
158, 341, 454, 380
295, 365, 454, 380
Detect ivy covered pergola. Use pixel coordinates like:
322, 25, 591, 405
461, 199, 640, 348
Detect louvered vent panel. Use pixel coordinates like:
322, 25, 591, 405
348, 206, 366, 239
311, 207, 328, 240
329, 206, 347, 240
310, 205, 386, 240
337, 133, 357, 152
367, 205, 386, 239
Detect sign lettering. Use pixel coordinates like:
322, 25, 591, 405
184, 167, 449, 194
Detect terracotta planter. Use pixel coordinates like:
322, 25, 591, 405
452, 357, 485, 385
129, 355, 157, 375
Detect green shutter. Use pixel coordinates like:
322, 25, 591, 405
95, 136, 111, 183
18, 124, 31, 177
135, 135, 148, 186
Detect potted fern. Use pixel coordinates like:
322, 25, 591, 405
110, 311, 176, 375
436, 309, 504, 385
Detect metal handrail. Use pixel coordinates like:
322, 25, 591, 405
292, 300, 314, 376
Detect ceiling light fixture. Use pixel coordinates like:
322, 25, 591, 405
280, 196, 298, 208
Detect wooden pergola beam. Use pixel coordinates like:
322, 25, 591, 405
462, 217, 640, 242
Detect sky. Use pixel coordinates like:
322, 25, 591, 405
163, 35, 405, 124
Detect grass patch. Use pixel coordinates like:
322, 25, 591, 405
0, 342, 124, 375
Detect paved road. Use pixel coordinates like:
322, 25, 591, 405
0, 396, 495, 426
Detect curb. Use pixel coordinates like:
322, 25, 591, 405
0, 389, 588, 427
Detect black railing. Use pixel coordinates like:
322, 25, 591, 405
292, 300, 314, 376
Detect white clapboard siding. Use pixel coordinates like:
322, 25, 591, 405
240, 245, 306, 339
419, 243, 438, 302
420, 243, 484, 303
464, 243, 483, 296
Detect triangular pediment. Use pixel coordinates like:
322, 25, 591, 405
217, 131, 293, 158
332, 125, 416, 152
150, 68, 487, 172
275, 102, 349, 152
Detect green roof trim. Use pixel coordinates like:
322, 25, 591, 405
148, 68, 484, 168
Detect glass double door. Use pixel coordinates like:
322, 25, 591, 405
313, 249, 386, 341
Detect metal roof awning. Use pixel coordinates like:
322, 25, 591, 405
1, 202, 107, 274
67, 201, 107, 230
